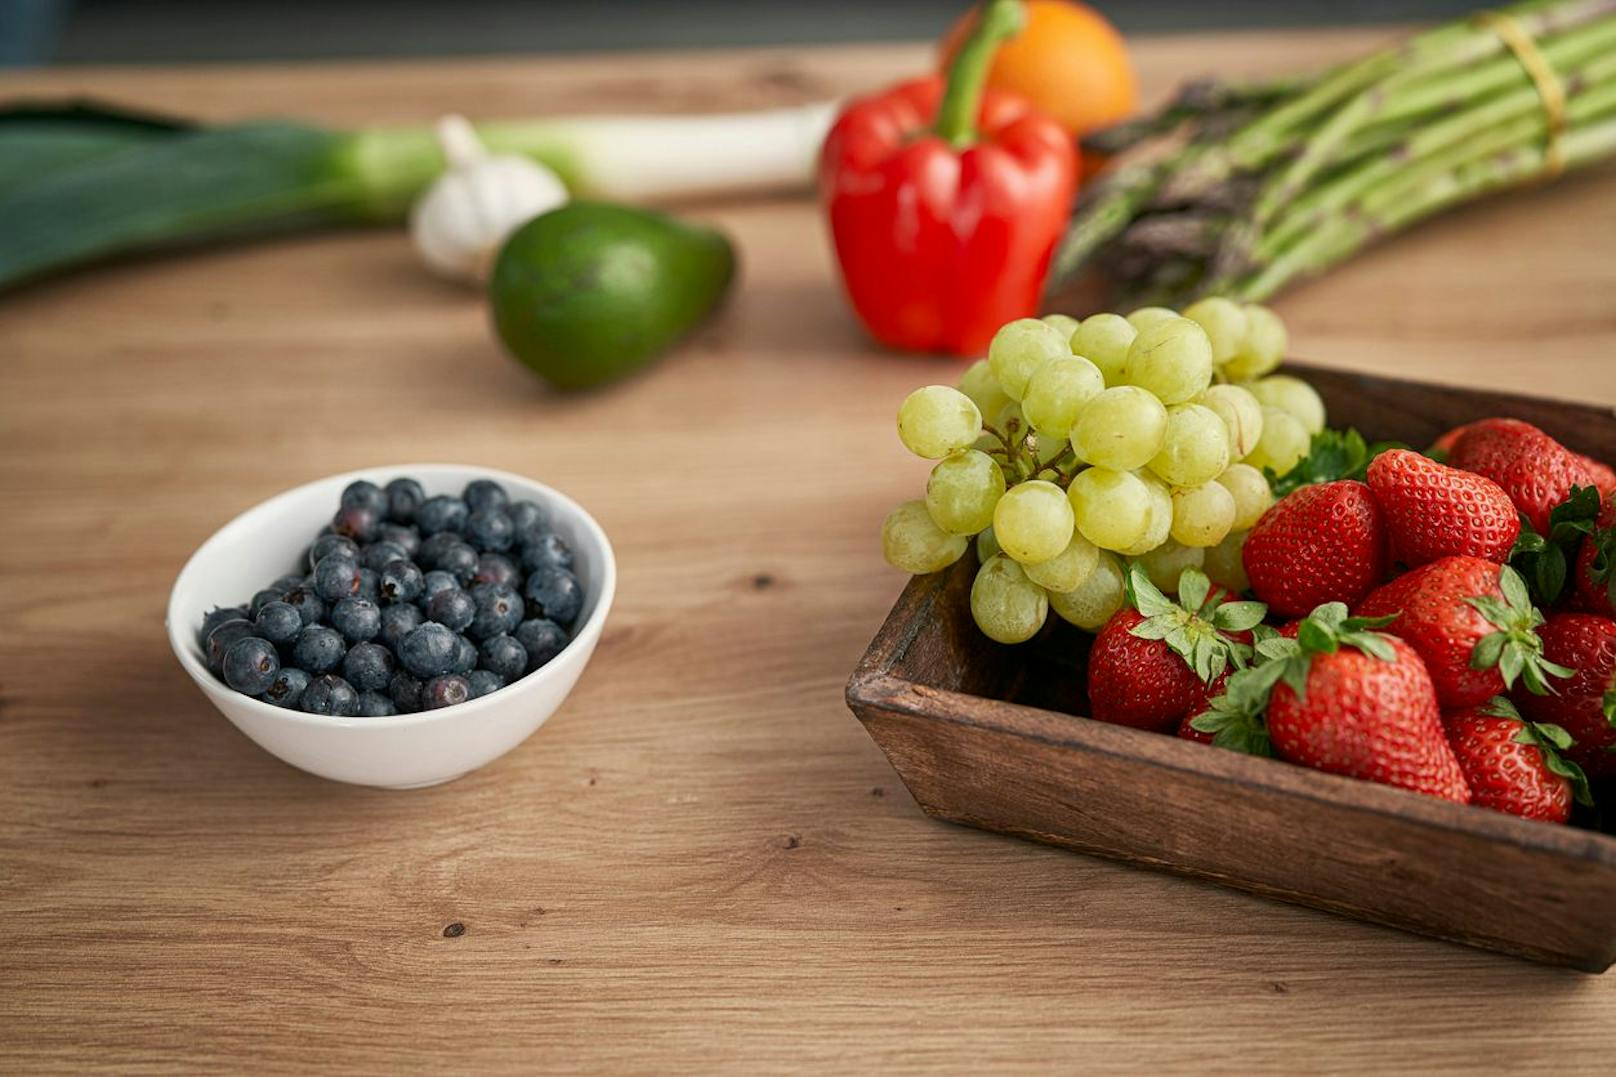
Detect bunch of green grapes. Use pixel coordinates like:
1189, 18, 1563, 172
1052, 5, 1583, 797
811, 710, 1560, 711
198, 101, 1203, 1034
882, 300, 1327, 644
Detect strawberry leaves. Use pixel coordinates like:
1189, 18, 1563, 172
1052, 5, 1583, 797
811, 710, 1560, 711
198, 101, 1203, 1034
1508, 484, 1602, 606
1463, 565, 1575, 695
1265, 427, 1406, 496
1125, 564, 1263, 684
1481, 697, 1594, 807
1189, 661, 1282, 757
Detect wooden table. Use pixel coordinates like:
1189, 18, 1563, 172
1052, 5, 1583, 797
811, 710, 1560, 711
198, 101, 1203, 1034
3, 27, 1615, 1074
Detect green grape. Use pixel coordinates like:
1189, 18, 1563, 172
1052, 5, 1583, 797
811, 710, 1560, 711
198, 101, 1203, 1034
1067, 467, 1152, 551
1041, 313, 1081, 341
897, 385, 982, 459
971, 554, 1049, 644
1249, 374, 1326, 434
1024, 531, 1100, 593
926, 449, 1006, 536
1071, 312, 1136, 384
1223, 303, 1287, 380
1147, 403, 1231, 487
1183, 297, 1249, 364
1122, 316, 1214, 405
958, 358, 1012, 420
1048, 550, 1125, 630
992, 480, 1074, 565
988, 318, 1068, 401
1170, 481, 1236, 548
1243, 406, 1310, 476
1137, 539, 1205, 594
1070, 385, 1167, 471
976, 526, 1001, 563
1216, 463, 1274, 530
1022, 354, 1105, 440
1203, 529, 1250, 594
1196, 383, 1264, 460
1126, 306, 1178, 331
882, 500, 968, 574
1119, 471, 1172, 556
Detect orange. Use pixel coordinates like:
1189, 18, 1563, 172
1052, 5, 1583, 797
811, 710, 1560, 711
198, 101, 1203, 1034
941, 1, 1138, 137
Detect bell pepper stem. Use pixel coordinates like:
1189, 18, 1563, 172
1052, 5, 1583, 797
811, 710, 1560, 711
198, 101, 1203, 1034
935, 0, 1026, 148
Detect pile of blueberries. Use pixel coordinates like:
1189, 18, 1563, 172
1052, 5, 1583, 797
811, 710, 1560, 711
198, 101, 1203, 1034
199, 477, 581, 716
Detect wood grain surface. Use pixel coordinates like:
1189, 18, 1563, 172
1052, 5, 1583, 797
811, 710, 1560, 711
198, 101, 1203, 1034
3, 28, 1616, 1074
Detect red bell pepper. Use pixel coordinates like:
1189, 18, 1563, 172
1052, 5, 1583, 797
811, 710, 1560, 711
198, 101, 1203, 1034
819, 0, 1078, 357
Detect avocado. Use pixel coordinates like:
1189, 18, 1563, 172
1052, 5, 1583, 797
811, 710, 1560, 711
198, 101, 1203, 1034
489, 201, 736, 390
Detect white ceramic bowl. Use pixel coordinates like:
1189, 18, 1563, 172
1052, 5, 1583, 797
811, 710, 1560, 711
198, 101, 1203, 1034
166, 464, 615, 789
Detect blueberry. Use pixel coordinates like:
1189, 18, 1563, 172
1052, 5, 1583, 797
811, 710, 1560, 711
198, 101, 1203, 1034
260, 667, 311, 709
379, 602, 424, 649
398, 622, 457, 678
270, 573, 305, 594
331, 596, 382, 642
467, 670, 504, 698
472, 552, 520, 589
423, 674, 472, 710
466, 508, 515, 552
301, 675, 358, 716
280, 585, 326, 627
418, 570, 459, 606
331, 503, 381, 544
223, 636, 280, 695
514, 618, 569, 672
463, 479, 508, 514
342, 641, 395, 692
379, 559, 425, 605
377, 522, 420, 558
438, 542, 479, 585
520, 532, 573, 573
388, 670, 424, 713
293, 624, 347, 674
468, 584, 523, 641
478, 634, 528, 682
206, 619, 261, 675
361, 540, 410, 572
525, 568, 583, 627
508, 500, 548, 543
340, 479, 388, 515
416, 495, 468, 537
426, 587, 476, 632
384, 477, 427, 523
308, 532, 360, 570
356, 567, 380, 602
417, 530, 463, 570
452, 634, 478, 674
313, 554, 362, 603
249, 588, 285, 616
199, 606, 249, 650
255, 601, 304, 645
355, 690, 398, 717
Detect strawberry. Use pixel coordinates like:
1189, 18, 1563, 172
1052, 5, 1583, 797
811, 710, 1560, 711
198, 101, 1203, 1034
1430, 422, 1475, 460
1356, 557, 1572, 710
1445, 697, 1589, 824
1086, 566, 1265, 732
1243, 480, 1387, 618
1366, 448, 1519, 566
1447, 418, 1594, 535
1572, 493, 1615, 617
1195, 604, 1469, 802
1578, 454, 1616, 498
1177, 711, 1217, 745
1517, 613, 1616, 780
1177, 669, 1233, 745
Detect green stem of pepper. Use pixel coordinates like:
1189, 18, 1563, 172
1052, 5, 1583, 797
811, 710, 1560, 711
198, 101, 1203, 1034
934, 0, 1026, 148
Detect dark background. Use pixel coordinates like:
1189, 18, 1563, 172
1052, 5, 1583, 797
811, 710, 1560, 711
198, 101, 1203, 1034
4, 1, 1480, 66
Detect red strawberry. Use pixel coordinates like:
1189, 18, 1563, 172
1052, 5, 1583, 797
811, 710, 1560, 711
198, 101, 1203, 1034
1445, 697, 1588, 824
1087, 566, 1264, 732
1264, 609, 1470, 802
1357, 557, 1572, 710
1517, 613, 1616, 780
1177, 711, 1217, 744
1243, 480, 1387, 618
1431, 422, 1476, 459
1366, 449, 1519, 566
1578, 454, 1616, 498
1447, 418, 1593, 535
1572, 493, 1615, 618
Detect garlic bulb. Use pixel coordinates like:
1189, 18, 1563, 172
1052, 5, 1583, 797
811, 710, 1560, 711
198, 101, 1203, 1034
409, 114, 569, 284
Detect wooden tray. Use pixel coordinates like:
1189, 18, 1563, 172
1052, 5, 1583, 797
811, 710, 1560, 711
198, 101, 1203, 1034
846, 363, 1616, 972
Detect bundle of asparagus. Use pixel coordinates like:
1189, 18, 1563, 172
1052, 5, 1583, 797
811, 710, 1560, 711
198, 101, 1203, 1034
1047, 0, 1616, 308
